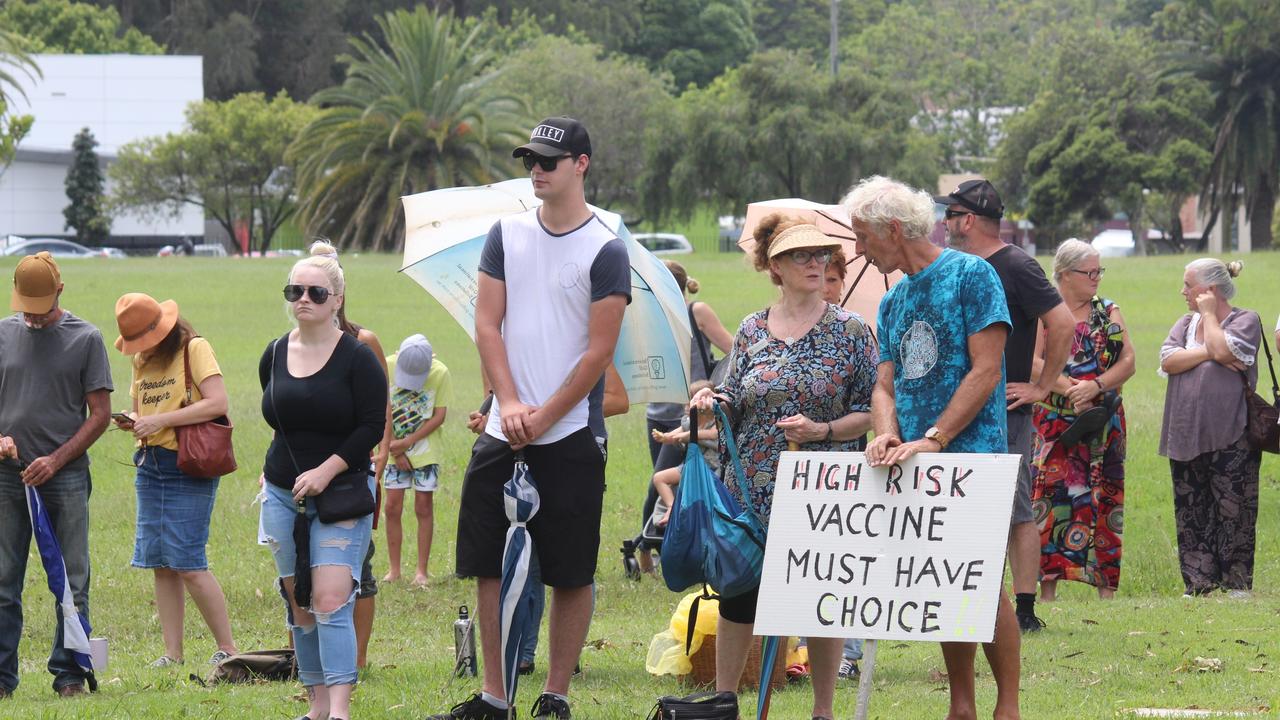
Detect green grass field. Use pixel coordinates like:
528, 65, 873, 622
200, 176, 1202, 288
1, 251, 1278, 719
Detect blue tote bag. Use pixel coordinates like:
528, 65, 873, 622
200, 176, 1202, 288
661, 404, 766, 601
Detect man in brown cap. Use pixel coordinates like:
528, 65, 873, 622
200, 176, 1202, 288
0, 252, 113, 699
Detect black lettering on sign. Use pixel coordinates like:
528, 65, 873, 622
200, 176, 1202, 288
885, 464, 903, 494
843, 462, 862, 491
949, 467, 972, 497
787, 548, 809, 583
792, 459, 811, 489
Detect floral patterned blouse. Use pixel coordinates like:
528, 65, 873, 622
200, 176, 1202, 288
717, 303, 879, 527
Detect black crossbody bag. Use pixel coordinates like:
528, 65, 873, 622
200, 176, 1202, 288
269, 338, 374, 523
648, 691, 738, 720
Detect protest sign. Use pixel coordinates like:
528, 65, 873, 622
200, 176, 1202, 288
754, 451, 1019, 644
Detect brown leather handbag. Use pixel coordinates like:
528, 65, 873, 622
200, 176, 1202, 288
1242, 318, 1280, 454
175, 338, 238, 477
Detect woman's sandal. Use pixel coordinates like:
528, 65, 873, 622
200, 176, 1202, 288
1057, 402, 1111, 447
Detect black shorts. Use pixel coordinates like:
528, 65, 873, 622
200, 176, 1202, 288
718, 583, 760, 624
356, 539, 377, 598
456, 428, 605, 588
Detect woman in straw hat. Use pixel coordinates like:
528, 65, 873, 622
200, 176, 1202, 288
691, 214, 879, 720
112, 293, 238, 668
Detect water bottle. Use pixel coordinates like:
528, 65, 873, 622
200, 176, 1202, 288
453, 605, 477, 677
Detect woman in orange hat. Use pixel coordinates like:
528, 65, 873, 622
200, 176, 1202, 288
112, 293, 238, 669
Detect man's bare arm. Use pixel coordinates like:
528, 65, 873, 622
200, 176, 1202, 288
23, 388, 110, 486
1013, 298, 1075, 409
937, 324, 1008, 438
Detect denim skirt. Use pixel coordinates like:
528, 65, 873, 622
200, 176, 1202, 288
132, 446, 219, 571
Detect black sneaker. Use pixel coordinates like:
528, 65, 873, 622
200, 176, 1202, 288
1017, 612, 1046, 633
427, 692, 509, 720
530, 692, 571, 719
837, 656, 860, 680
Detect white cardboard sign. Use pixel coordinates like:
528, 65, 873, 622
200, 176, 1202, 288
753, 451, 1019, 644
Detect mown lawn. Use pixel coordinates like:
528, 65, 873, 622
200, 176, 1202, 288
0, 250, 1277, 719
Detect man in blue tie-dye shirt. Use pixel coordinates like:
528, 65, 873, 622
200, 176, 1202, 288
843, 176, 1021, 720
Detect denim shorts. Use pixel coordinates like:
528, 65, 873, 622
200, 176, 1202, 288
259, 476, 373, 585
132, 446, 219, 571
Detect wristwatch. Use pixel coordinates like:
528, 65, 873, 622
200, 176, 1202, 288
924, 426, 950, 451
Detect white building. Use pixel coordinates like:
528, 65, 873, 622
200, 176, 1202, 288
0, 54, 204, 251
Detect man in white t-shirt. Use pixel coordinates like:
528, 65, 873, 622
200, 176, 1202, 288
432, 117, 630, 720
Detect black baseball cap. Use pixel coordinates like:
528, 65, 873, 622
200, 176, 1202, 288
512, 116, 592, 159
934, 179, 1004, 219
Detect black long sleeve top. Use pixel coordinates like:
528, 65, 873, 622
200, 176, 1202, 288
259, 333, 387, 490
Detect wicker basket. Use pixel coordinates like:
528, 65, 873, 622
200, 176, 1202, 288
683, 634, 788, 692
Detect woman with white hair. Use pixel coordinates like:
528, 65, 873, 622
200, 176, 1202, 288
1158, 258, 1262, 598
1028, 239, 1135, 600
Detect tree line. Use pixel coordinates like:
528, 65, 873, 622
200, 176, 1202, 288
0, 0, 1277, 253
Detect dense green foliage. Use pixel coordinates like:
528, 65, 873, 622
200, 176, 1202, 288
289, 7, 526, 251
107, 93, 316, 253
0, 0, 163, 54
63, 127, 112, 245
4, 0, 1272, 250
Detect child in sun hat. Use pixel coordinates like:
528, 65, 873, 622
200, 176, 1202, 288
382, 334, 452, 585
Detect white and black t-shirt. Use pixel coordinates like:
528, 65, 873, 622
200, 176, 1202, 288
478, 208, 631, 444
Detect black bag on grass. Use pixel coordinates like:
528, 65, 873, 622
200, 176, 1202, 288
648, 690, 738, 720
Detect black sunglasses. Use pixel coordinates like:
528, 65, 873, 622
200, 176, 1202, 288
944, 209, 974, 219
522, 153, 571, 172
283, 284, 332, 304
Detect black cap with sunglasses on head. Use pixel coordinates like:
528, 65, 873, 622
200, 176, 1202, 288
512, 116, 592, 160
934, 179, 1004, 219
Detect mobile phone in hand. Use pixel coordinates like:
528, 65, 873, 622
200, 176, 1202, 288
112, 412, 134, 425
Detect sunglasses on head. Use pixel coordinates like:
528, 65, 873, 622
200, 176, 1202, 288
522, 153, 572, 172
786, 249, 833, 265
283, 284, 332, 304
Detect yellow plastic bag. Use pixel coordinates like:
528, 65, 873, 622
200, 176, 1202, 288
646, 590, 722, 676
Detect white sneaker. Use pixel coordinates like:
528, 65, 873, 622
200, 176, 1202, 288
149, 655, 182, 668
1227, 589, 1252, 599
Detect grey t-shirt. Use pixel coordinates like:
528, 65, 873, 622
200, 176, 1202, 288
0, 311, 114, 470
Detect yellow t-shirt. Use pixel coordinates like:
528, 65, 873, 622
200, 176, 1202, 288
129, 337, 222, 450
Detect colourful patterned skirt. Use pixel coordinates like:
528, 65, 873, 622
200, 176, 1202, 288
1030, 398, 1126, 590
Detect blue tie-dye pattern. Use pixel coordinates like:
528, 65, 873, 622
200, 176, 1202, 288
876, 249, 1011, 453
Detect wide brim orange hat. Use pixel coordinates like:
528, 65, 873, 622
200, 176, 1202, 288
114, 293, 179, 354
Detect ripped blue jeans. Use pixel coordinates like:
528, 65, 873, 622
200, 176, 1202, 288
260, 478, 372, 687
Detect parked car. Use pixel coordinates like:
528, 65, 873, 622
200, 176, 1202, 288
0, 239, 124, 258
632, 232, 693, 255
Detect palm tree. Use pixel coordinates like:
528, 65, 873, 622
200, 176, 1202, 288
290, 7, 527, 251
1, 29, 40, 174
1164, 1, 1280, 250
0, 28, 40, 106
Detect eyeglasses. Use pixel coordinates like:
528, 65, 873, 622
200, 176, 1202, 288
786, 249, 833, 265
944, 209, 974, 219
522, 154, 571, 172
1070, 268, 1106, 281
283, 284, 332, 304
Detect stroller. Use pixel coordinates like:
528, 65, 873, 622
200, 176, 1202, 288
621, 498, 668, 580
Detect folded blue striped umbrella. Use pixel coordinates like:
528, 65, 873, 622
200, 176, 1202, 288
498, 452, 541, 709
26, 484, 94, 675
